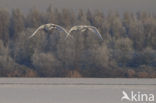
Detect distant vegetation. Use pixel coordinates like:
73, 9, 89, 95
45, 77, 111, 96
0, 6, 156, 77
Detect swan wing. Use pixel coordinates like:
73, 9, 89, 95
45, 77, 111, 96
29, 25, 45, 39
88, 26, 103, 40
65, 26, 78, 39
55, 24, 69, 35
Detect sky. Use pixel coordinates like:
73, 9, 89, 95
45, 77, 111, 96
0, 0, 156, 13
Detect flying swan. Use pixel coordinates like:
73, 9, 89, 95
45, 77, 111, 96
65, 25, 103, 40
29, 23, 69, 38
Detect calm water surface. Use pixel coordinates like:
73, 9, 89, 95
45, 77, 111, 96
0, 78, 155, 103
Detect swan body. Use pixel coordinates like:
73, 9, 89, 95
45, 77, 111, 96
66, 25, 103, 40
29, 23, 69, 38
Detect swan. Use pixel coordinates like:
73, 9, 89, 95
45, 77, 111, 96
65, 25, 103, 40
29, 23, 69, 38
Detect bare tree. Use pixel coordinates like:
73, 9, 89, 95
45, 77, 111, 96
10, 8, 25, 40
0, 9, 10, 45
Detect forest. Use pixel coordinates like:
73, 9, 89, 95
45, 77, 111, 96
0, 6, 156, 78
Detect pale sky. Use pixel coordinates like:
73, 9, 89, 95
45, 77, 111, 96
0, 0, 156, 13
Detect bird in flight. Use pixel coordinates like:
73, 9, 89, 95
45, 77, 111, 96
29, 23, 69, 39
65, 25, 103, 40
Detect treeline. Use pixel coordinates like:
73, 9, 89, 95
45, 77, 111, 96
0, 6, 156, 77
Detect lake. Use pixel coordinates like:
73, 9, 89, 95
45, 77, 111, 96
0, 78, 155, 103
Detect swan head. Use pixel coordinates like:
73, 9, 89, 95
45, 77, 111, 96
44, 24, 56, 31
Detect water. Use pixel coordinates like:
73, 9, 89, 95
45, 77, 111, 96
0, 78, 155, 103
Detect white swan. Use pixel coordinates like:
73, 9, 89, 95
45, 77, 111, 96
29, 23, 69, 38
65, 25, 103, 40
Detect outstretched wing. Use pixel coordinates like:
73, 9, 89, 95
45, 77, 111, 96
65, 26, 78, 39
65, 25, 103, 40
88, 26, 103, 40
55, 24, 69, 35
29, 25, 45, 39
48, 24, 72, 39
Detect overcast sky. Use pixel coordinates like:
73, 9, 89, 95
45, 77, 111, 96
0, 0, 156, 13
